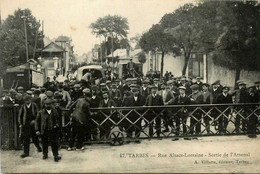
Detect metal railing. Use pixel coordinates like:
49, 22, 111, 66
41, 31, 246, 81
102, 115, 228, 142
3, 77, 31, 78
61, 103, 260, 145
1, 103, 259, 149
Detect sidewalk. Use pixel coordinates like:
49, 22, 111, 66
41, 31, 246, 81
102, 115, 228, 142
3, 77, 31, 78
1, 135, 260, 173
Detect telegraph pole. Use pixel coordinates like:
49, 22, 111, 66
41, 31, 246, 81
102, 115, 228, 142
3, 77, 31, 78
23, 18, 28, 61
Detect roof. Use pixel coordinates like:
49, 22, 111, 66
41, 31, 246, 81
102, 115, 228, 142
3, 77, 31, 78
41, 42, 65, 52
55, 35, 71, 42
106, 49, 143, 58
6, 62, 39, 73
77, 65, 103, 72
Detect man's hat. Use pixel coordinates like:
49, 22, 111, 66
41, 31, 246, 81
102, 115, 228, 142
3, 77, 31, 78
126, 78, 132, 82
23, 94, 32, 101
178, 86, 186, 90
190, 84, 199, 90
91, 85, 98, 90
17, 86, 24, 90
149, 85, 158, 89
167, 80, 173, 85
106, 80, 111, 84
9, 89, 17, 95
143, 79, 150, 84
26, 90, 33, 95
248, 86, 255, 90
83, 88, 91, 94
222, 85, 229, 90
74, 84, 80, 88
115, 79, 120, 82
46, 90, 53, 97
202, 83, 209, 87
238, 81, 246, 86
160, 83, 166, 88
131, 78, 137, 81
154, 78, 159, 81
196, 77, 201, 79
255, 81, 260, 85
30, 87, 36, 91
100, 83, 106, 86
44, 98, 54, 105
33, 89, 41, 95
212, 80, 220, 86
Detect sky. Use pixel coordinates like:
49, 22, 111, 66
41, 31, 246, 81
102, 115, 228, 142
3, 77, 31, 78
1, 0, 193, 55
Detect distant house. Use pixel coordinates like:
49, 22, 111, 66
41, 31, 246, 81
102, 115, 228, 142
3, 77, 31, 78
39, 36, 74, 78
106, 49, 143, 78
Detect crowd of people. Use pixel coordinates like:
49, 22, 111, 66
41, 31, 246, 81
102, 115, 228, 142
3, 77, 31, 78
0, 72, 260, 162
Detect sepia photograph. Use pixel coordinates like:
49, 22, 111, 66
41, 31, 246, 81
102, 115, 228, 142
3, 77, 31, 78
0, 0, 260, 173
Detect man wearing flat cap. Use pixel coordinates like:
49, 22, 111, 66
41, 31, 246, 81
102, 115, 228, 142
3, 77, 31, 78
194, 77, 203, 91
247, 86, 259, 138
216, 85, 233, 134
18, 94, 42, 158
255, 81, 260, 99
145, 85, 164, 138
189, 84, 203, 136
98, 90, 116, 139
168, 86, 191, 140
140, 79, 150, 99
35, 99, 61, 162
234, 81, 248, 133
109, 82, 122, 107
70, 84, 83, 103
68, 88, 92, 151
123, 85, 146, 142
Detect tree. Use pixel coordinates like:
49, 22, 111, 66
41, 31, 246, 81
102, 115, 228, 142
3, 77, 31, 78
138, 51, 146, 64
139, 24, 175, 78
90, 15, 129, 61
161, 3, 217, 75
214, 1, 260, 86
0, 8, 43, 76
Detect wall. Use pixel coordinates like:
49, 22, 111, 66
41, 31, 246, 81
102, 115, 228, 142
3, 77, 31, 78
143, 51, 260, 87
143, 52, 185, 77
207, 53, 260, 87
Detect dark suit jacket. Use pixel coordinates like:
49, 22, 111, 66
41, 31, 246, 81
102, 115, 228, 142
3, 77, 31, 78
145, 94, 164, 106
35, 108, 59, 135
124, 95, 146, 107
99, 99, 116, 108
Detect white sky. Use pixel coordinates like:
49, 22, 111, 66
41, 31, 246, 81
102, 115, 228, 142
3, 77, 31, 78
1, 0, 193, 55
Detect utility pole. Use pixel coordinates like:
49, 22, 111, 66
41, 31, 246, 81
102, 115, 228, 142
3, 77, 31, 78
111, 36, 114, 74
100, 36, 102, 66
23, 18, 29, 61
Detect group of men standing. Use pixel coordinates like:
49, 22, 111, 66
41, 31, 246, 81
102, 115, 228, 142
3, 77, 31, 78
1, 74, 259, 161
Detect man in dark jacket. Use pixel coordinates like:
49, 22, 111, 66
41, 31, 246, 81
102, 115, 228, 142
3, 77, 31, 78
98, 91, 116, 139
247, 86, 259, 138
68, 88, 92, 151
145, 85, 164, 138
216, 86, 233, 134
234, 81, 249, 133
168, 86, 191, 140
189, 84, 204, 136
123, 85, 146, 141
18, 95, 42, 158
35, 99, 61, 162
210, 81, 223, 130
43, 77, 52, 90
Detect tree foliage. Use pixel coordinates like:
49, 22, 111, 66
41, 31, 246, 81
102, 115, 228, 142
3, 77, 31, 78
0, 8, 43, 76
90, 15, 129, 63
160, 3, 217, 75
139, 24, 175, 78
138, 51, 146, 64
